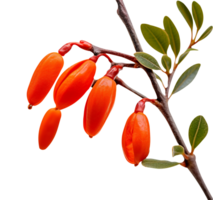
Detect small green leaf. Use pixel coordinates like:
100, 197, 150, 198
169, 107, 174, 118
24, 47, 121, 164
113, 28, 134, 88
172, 64, 200, 95
177, 1, 193, 30
141, 24, 170, 54
163, 16, 181, 57
161, 55, 172, 71
197, 26, 213, 42
172, 145, 184, 157
192, 1, 204, 31
134, 52, 161, 70
189, 116, 208, 150
154, 71, 165, 90
177, 47, 200, 66
142, 159, 179, 169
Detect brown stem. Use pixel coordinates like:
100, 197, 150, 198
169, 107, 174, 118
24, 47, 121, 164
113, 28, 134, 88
187, 155, 213, 200
90, 43, 137, 62
115, 0, 144, 51
166, 71, 175, 99
188, 41, 198, 49
115, 76, 147, 99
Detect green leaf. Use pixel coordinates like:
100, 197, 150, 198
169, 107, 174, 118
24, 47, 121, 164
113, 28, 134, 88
163, 16, 181, 57
142, 159, 179, 169
192, 1, 204, 31
141, 24, 170, 54
161, 55, 172, 71
134, 52, 161, 70
177, 47, 200, 66
197, 26, 213, 42
172, 145, 184, 157
189, 116, 208, 150
177, 1, 193, 30
172, 64, 200, 95
154, 71, 165, 90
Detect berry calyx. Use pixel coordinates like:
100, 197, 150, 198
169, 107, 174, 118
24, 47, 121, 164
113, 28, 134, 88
105, 65, 123, 80
58, 41, 93, 56
135, 98, 156, 113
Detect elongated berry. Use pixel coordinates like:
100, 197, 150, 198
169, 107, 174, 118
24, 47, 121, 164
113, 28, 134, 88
82, 65, 123, 140
83, 65, 122, 138
39, 108, 61, 150
122, 99, 151, 166
27, 52, 64, 107
54, 59, 96, 110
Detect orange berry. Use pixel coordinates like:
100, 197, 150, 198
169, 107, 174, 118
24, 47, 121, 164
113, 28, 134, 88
27, 53, 64, 107
54, 60, 96, 110
122, 112, 150, 166
83, 76, 116, 138
38, 108, 61, 150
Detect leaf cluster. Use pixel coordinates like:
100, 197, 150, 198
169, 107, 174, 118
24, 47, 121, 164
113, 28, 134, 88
135, 1, 211, 169
135, 1, 212, 98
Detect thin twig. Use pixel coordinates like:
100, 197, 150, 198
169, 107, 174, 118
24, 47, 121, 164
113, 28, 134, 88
115, 76, 147, 99
167, 34, 198, 100
166, 69, 175, 99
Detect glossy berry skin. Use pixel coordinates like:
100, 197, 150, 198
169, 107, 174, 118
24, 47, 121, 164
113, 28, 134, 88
122, 112, 150, 166
27, 52, 64, 106
83, 76, 116, 138
39, 108, 61, 150
54, 60, 96, 110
